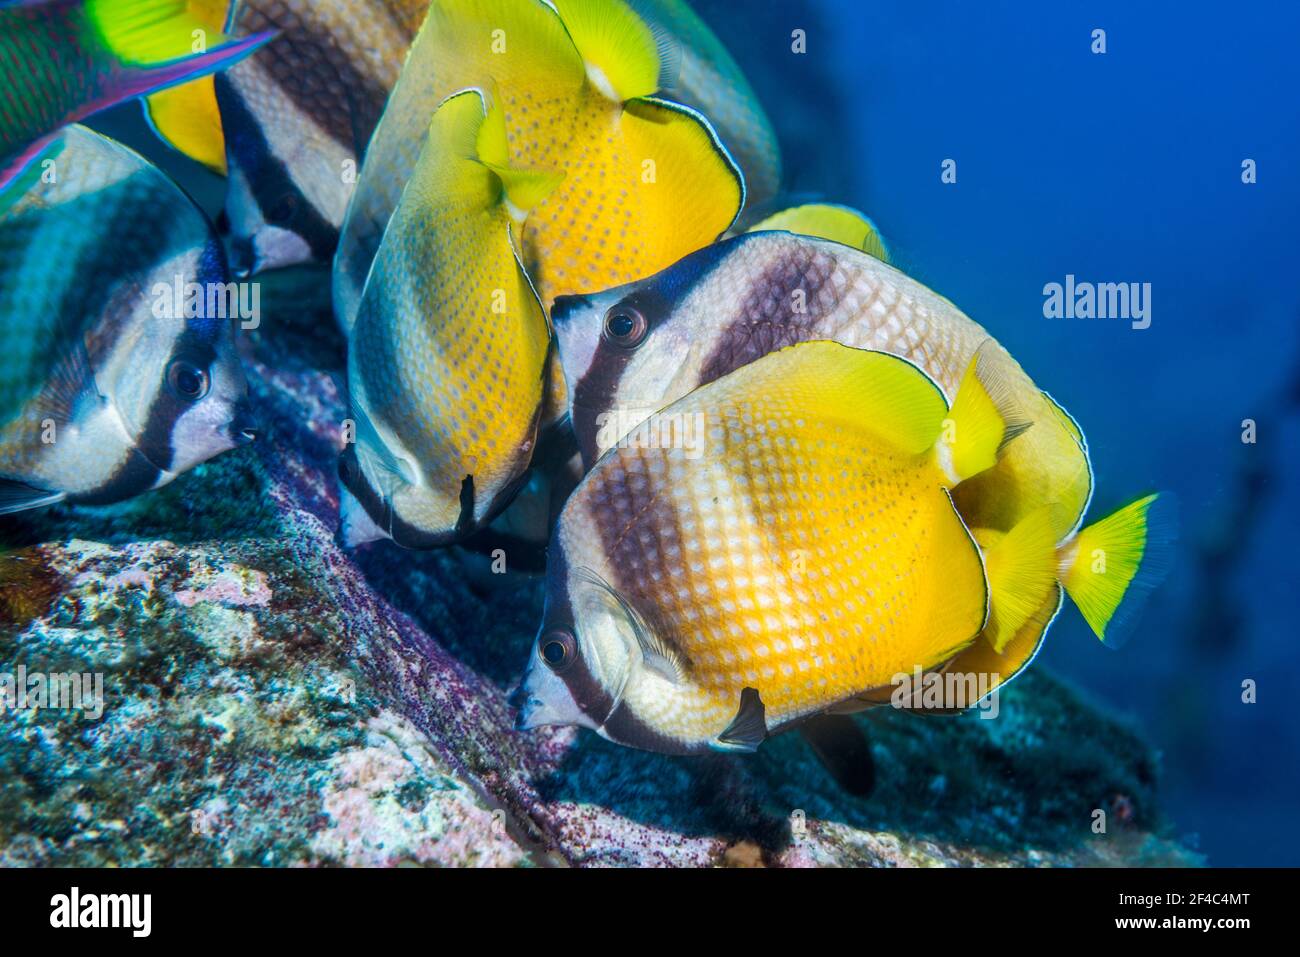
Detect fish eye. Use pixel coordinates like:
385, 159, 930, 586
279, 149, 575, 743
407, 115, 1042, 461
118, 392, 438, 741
602, 304, 648, 348
268, 193, 298, 225
539, 629, 578, 672
166, 359, 210, 402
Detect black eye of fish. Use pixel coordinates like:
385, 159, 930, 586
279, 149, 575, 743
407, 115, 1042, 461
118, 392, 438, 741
166, 359, 210, 402
268, 194, 298, 224
603, 305, 648, 348
540, 630, 577, 671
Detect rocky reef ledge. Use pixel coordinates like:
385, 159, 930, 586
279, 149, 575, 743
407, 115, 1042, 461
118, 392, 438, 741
0, 316, 1199, 868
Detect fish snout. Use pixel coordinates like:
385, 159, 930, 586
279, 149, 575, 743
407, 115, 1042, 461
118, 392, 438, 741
337, 483, 390, 547
514, 690, 550, 731
550, 294, 590, 330
513, 655, 546, 730
509, 683, 541, 731
228, 399, 258, 445
229, 238, 257, 280
512, 647, 595, 732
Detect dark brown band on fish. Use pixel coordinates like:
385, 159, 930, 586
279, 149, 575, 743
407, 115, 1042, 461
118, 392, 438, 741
131, 242, 234, 474
231, 3, 400, 153
698, 239, 841, 386
70, 445, 162, 507
215, 75, 342, 264
565, 286, 669, 466
586, 448, 692, 672
62, 171, 185, 351
540, 547, 618, 728
562, 238, 751, 466
601, 699, 698, 755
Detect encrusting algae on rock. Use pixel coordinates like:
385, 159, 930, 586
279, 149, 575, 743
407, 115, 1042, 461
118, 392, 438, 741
0, 320, 1198, 866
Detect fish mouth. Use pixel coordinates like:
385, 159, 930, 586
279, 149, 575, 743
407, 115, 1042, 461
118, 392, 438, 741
514, 687, 574, 732
512, 661, 547, 730
229, 237, 257, 280
338, 484, 390, 547
513, 692, 548, 731
227, 398, 258, 445
513, 654, 584, 732
511, 663, 550, 731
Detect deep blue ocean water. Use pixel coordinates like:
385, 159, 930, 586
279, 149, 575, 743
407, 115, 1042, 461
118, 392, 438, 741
699, 0, 1299, 865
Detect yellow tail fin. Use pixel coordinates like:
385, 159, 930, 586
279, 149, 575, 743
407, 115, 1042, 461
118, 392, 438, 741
976, 506, 1063, 653
1059, 493, 1175, 646
937, 342, 1032, 485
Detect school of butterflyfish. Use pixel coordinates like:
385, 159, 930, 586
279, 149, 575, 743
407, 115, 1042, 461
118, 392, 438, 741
0, 0, 1170, 755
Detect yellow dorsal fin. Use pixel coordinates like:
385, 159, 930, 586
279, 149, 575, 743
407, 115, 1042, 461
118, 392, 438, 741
976, 507, 1062, 653
552, 0, 663, 101
936, 341, 1032, 485
729, 342, 948, 455
473, 94, 565, 219
750, 204, 890, 262
1059, 493, 1175, 647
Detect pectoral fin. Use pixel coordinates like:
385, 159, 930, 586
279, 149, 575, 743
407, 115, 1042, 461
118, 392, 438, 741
936, 341, 1033, 485
572, 566, 683, 684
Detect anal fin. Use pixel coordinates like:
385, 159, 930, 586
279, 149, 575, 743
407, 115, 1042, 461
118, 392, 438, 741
798, 713, 876, 797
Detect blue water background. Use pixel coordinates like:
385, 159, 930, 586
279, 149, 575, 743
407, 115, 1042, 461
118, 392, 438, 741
699, 0, 1300, 865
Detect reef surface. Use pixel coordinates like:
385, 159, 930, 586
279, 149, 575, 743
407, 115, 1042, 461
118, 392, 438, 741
0, 302, 1200, 868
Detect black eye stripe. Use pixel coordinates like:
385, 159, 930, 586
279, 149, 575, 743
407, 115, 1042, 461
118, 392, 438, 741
213, 76, 341, 261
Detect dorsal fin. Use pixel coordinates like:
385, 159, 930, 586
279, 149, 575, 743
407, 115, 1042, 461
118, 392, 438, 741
699, 341, 949, 456
749, 203, 891, 262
